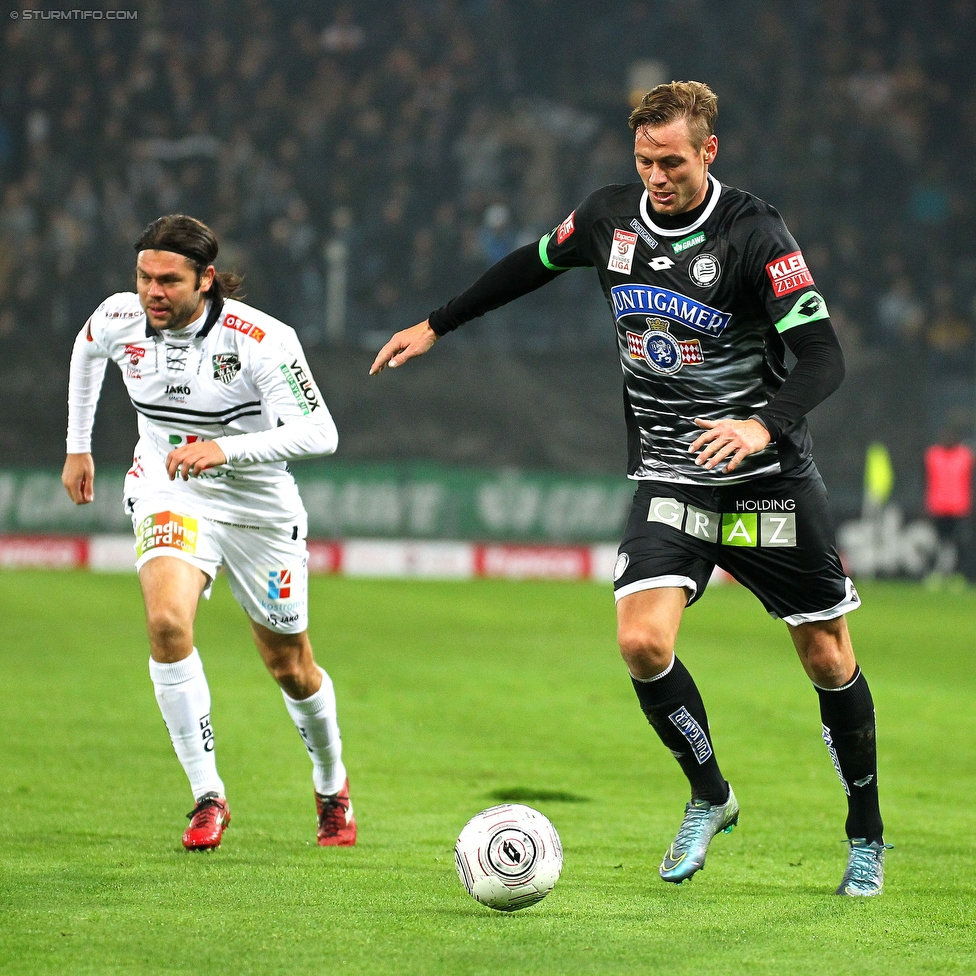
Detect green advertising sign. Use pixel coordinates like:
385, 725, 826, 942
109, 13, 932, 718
0, 464, 634, 543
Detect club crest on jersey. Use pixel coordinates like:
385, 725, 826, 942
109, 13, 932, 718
688, 253, 721, 288
607, 229, 638, 275
627, 318, 704, 376
611, 284, 731, 337
213, 353, 242, 384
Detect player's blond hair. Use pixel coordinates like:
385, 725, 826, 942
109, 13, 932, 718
628, 81, 718, 151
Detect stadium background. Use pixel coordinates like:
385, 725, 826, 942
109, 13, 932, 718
0, 0, 974, 540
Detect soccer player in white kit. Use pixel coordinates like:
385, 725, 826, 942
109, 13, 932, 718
62, 214, 356, 851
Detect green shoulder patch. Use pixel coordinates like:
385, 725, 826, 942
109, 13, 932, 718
775, 291, 830, 333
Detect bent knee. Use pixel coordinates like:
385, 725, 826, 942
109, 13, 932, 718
617, 623, 675, 676
145, 605, 193, 647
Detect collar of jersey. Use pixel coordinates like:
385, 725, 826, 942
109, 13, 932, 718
145, 294, 225, 340
638, 173, 722, 237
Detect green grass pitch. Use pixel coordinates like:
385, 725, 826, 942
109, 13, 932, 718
1, 570, 974, 974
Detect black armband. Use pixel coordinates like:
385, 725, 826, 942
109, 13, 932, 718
754, 319, 845, 440
428, 242, 565, 336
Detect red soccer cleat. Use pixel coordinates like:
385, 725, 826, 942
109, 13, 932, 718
182, 793, 231, 851
315, 778, 357, 846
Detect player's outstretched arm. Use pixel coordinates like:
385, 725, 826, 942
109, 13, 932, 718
62, 453, 95, 504
369, 320, 439, 375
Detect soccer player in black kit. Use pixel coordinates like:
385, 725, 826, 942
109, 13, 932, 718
371, 81, 889, 896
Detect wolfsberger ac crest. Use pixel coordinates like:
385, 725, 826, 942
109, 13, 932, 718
212, 353, 241, 384
626, 317, 704, 376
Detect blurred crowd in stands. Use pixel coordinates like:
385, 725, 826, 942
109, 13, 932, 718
1, 0, 975, 431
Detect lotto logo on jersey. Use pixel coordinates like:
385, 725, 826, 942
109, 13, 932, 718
555, 211, 575, 244
267, 569, 292, 600
136, 511, 199, 558
607, 229, 638, 275
766, 250, 814, 296
224, 314, 266, 342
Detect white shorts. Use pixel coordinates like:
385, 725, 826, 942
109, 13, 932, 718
130, 500, 309, 634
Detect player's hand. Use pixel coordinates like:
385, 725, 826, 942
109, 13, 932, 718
166, 440, 227, 481
369, 320, 439, 375
62, 453, 95, 504
690, 418, 770, 473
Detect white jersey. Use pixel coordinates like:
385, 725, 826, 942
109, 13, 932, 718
67, 292, 338, 525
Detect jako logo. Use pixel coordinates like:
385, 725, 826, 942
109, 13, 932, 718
268, 569, 292, 599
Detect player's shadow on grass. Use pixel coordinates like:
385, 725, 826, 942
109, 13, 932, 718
488, 787, 591, 804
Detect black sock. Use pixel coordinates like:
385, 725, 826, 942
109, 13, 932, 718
631, 655, 729, 805
816, 666, 884, 844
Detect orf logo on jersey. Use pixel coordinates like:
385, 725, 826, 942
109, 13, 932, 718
766, 250, 814, 296
224, 314, 266, 342
555, 211, 575, 244
267, 569, 292, 600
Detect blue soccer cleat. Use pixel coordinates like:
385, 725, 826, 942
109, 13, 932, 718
659, 786, 739, 883
835, 839, 891, 896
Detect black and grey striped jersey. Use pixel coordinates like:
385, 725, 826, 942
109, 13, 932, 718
540, 173, 831, 484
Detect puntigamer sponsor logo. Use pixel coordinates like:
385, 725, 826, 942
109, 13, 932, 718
280, 360, 321, 413
610, 285, 731, 336
671, 231, 706, 254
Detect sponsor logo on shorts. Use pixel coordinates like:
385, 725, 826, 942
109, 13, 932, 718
646, 496, 797, 547
669, 706, 713, 764
555, 211, 575, 244
168, 434, 201, 445
766, 250, 814, 297
267, 568, 292, 600
613, 552, 630, 581
224, 313, 266, 342
136, 511, 199, 558
671, 231, 706, 254
607, 229, 638, 275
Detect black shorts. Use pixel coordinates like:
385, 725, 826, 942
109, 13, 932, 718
612, 459, 859, 624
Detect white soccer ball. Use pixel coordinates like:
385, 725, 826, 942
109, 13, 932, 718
454, 803, 563, 912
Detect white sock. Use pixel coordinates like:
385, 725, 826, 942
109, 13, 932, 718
148, 648, 225, 801
282, 667, 346, 796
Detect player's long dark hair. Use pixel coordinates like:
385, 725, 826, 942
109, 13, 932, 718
134, 214, 243, 301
